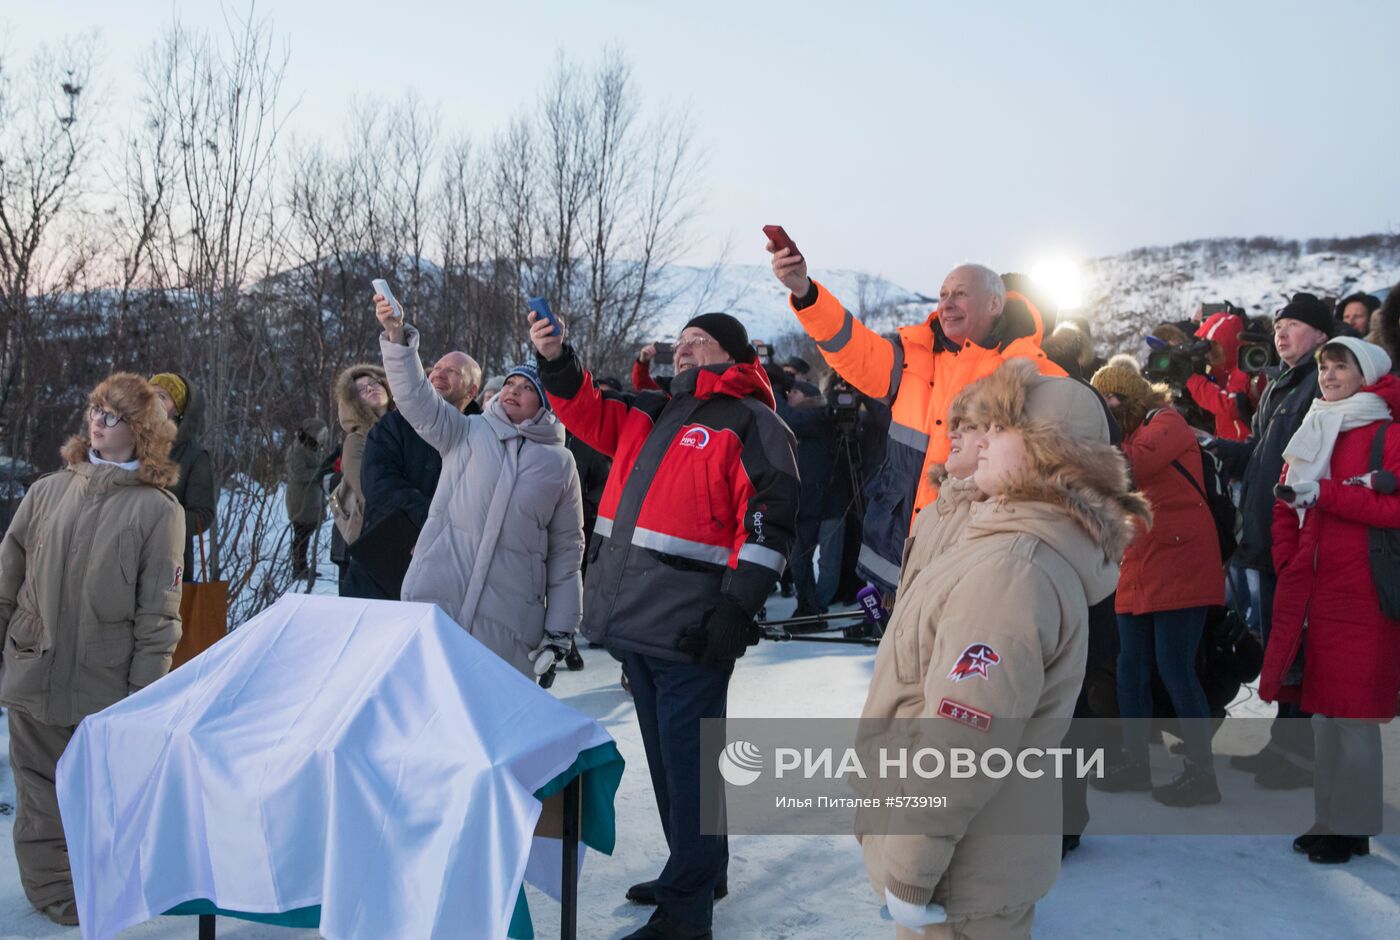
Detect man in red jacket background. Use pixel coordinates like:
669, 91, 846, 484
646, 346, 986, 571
1185, 307, 1254, 442
531, 309, 799, 940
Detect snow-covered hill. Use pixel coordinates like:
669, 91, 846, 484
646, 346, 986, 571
1079, 235, 1400, 355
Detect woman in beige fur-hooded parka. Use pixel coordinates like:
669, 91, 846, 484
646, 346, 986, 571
859, 359, 1150, 939
0, 372, 185, 925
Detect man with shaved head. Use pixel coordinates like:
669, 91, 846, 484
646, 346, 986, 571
768, 242, 1064, 594
342, 340, 483, 600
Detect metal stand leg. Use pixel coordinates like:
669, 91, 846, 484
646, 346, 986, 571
560, 777, 580, 940
198, 914, 216, 939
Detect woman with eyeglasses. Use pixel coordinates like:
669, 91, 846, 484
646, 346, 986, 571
0, 373, 185, 926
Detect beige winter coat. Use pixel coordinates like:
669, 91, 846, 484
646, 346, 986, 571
0, 453, 185, 726
330, 364, 390, 544
860, 480, 1133, 919
893, 475, 983, 606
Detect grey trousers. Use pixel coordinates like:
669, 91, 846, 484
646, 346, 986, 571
1312, 714, 1382, 836
8, 707, 78, 910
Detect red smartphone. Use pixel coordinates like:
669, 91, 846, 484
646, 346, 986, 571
763, 225, 801, 259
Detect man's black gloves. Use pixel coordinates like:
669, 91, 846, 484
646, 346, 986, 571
675, 595, 761, 665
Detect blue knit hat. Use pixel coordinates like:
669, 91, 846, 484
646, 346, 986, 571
505, 363, 550, 411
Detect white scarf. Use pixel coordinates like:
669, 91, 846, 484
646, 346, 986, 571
1282, 392, 1391, 488
89, 448, 141, 472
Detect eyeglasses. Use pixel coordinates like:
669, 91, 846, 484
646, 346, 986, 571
674, 335, 715, 349
89, 406, 126, 428
355, 379, 385, 392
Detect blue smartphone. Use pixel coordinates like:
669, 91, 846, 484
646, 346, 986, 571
527, 296, 561, 337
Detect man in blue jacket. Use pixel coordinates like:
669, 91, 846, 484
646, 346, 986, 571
341, 349, 481, 599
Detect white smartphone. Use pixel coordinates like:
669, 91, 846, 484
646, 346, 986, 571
372, 278, 404, 320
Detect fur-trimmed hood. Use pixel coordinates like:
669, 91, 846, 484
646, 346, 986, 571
61, 373, 179, 489
957, 358, 1151, 567
335, 363, 392, 435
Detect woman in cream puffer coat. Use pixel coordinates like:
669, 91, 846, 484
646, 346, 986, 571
380, 324, 584, 677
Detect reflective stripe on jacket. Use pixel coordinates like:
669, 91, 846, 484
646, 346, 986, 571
790, 280, 1063, 589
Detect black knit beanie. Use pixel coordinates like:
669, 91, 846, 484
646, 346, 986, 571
683, 313, 756, 363
1274, 292, 1334, 338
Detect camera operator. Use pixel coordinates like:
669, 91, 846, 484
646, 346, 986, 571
1212, 292, 1334, 788
1142, 332, 1215, 434
1184, 306, 1253, 442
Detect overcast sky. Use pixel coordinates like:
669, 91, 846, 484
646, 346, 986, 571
4, 0, 1396, 293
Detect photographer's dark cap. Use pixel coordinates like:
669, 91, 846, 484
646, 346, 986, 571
783, 356, 812, 374
1274, 292, 1334, 338
684, 313, 756, 363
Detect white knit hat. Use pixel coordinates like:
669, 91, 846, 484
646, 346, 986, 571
1321, 336, 1392, 386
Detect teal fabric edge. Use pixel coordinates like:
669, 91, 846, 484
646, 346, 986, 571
534, 740, 625, 855
164, 899, 321, 928
508, 886, 536, 939
162, 741, 625, 938
507, 740, 626, 939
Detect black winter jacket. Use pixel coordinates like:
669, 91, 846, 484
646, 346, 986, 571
777, 399, 851, 522
1213, 358, 1320, 571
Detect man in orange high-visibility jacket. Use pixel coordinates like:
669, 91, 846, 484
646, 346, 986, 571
769, 243, 1064, 592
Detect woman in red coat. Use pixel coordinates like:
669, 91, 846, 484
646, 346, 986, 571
1264, 336, 1400, 865
1089, 356, 1226, 807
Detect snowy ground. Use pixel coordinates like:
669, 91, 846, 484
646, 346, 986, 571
1, 591, 1397, 939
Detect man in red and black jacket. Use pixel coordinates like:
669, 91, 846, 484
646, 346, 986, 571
532, 310, 798, 940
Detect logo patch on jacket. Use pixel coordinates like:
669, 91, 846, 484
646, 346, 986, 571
171, 566, 183, 590
937, 698, 992, 732
678, 426, 711, 450
947, 642, 1000, 682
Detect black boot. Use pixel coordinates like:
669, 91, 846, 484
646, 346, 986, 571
1089, 753, 1152, 793
564, 640, 585, 671
1293, 826, 1329, 854
621, 909, 712, 940
1228, 746, 1278, 774
1061, 834, 1082, 858
1151, 763, 1221, 807
1307, 834, 1369, 865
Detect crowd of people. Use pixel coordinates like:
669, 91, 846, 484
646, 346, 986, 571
0, 233, 1397, 937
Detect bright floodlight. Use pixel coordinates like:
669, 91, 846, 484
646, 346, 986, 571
1029, 259, 1084, 312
